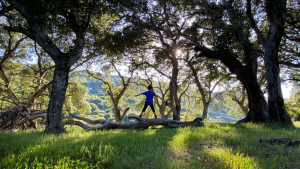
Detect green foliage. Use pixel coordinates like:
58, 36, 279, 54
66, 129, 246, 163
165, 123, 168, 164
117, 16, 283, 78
1, 123, 300, 168
182, 111, 193, 121
0, 60, 53, 110
285, 86, 300, 121
104, 114, 111, 120
63, 81, 91, 115
87, 95, 108, 111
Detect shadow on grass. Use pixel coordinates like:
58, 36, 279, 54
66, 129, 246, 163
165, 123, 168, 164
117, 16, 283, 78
180, 122, 300, 168
1, 122, 300, 169
0, 129, 46, 158
0, 126, 179, 169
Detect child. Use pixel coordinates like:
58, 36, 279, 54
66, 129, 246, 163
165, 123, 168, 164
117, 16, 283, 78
134, 85, 163, 118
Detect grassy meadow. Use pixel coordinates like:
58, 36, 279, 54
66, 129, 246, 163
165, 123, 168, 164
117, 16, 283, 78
1, 122, 300, 169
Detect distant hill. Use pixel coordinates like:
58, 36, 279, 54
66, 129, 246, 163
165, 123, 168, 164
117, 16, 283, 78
78, 73, 244, 123
207, 111, 244, 122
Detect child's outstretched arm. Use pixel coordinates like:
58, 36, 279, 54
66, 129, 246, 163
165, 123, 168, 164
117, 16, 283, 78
134, 93, 142, 97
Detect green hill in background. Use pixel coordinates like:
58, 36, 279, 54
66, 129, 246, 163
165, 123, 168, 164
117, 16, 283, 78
76, 73, 243, 123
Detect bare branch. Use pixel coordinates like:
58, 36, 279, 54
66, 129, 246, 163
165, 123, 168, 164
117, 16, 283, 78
246, 0, 266, 46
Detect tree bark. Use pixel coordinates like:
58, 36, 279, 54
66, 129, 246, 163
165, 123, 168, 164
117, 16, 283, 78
202, 102, 209, 120
243, 77, 269, 123
169, 55, 181, 121
238, 40, 270, 123
263, 0, 292, 124
45, 64, 70, 133
69, 113, 203, 130
114, 106, 130, 123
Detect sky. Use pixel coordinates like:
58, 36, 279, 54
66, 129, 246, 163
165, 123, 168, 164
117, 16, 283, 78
282, 84, 292, 99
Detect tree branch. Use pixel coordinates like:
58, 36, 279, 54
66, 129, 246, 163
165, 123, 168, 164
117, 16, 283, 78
246, 0, 266, 46
27, 81, 53, 103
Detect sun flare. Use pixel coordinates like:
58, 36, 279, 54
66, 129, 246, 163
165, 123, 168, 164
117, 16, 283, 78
176, 49, 182, 55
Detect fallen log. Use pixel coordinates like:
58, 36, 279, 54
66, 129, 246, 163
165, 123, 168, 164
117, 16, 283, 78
69, 113, 203, 130
260, 138, 300, 147
0, 107, 47, 131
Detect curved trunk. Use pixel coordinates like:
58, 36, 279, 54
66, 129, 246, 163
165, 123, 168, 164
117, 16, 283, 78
114, 107, 122, 123
154, 96, 170, 119
232, 88, 248, 117
45, 64, 70, 134
187, 60, 210, 120
264, 24, 291, 124
161, 110, 172, 119
195, 45, 270, 123
114, 105, 130, 123
242, 79, 269, 123
237, 103, 248, 117
237, 42, 270, 123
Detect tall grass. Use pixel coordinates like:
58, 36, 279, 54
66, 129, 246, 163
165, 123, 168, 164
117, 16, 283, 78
0, 122, 300, 169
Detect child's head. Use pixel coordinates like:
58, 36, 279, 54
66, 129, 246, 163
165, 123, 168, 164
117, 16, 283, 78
148, 85, 152, 90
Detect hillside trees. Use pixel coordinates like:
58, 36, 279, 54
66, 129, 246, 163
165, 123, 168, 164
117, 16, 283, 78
1, 0, 116, 133
136, 47, 190, 121
63, 80, 91, 115
85, 13, 153, 122
184, 53, 230, 120
87, 57, 135, 122
285, 86, 300, 121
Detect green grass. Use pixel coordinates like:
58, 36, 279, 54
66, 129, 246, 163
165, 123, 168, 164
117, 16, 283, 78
1, 122, 300, 169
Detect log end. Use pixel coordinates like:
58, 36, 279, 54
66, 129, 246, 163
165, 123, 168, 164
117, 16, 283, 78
193, 117, 203, 122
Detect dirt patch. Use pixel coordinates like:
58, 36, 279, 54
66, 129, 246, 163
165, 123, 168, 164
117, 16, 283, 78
289, 162, 300, 169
